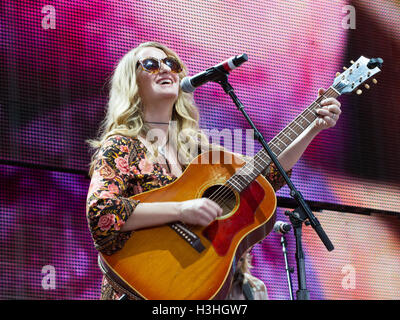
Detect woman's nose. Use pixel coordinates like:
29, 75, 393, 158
159, 60, 172, 73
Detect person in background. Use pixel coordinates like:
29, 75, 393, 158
227, 248, 269, 300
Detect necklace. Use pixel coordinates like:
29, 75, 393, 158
146, 121, 169, 125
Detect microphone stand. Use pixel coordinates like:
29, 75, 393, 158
212, 70, 334, 300
285, 207, 311, 300
280, 231, 294, 300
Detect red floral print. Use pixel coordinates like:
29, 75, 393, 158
138, 158, 153, 174
115, 156, 130, 175
98, 214, 116, 231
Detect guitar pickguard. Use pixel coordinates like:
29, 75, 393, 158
202, 180, 265, 256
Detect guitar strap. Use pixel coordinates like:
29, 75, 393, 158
242, 281, 255, 300
232, 269, 255, 300
98, 255, 143, 300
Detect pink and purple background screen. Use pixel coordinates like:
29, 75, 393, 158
1, 1, 399, 299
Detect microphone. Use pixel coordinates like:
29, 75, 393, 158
180, 53, 248, 93
273, 221, 292, 234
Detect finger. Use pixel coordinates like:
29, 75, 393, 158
204, 198, 223, 215
199, 213, 214, 226
315, 108, 331, 117
318, 88, 326, 96
197, 205, 216, 222
323, 115, 336, 127
200, 208, 220, 224
197, 215, 212, 227
316, 118, 327, 127
187, 206, 211, 226
316, 107, 340, 120
320, 98, 340, 107
200, 202, 221, 220
204, 198, 220, 209
327, 105, 342, 115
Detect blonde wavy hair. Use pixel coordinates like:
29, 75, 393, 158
88, 41, 210, 176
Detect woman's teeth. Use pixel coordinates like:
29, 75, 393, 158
159, 79, 172, 85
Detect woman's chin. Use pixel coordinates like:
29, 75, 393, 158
156, 89, 179, 100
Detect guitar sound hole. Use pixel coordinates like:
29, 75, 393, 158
202, 185, 237, 217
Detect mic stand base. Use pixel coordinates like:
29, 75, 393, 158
286, 207, 310, 300
296, 290, 310, 301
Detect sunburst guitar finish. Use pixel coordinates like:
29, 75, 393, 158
100, 150, 277, 300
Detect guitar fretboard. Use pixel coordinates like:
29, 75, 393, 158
227, 87, 340, 192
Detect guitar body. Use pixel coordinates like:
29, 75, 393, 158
100, 150, 277, 300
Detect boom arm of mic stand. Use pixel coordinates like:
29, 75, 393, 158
213, 72, 334, 252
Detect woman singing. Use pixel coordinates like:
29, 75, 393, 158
86, 41, 341, 299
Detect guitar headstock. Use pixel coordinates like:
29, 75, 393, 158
332, 56, 383, 95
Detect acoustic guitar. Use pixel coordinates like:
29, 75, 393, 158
99, 56, 382, 300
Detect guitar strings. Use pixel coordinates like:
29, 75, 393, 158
205, 86, 340, 210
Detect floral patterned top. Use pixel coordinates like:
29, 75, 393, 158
86, 135, 291, 300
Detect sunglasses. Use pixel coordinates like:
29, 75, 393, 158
136, 57, 183, 74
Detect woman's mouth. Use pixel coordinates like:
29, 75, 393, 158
157, 78, 173, 85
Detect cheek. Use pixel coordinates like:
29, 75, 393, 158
137, 74, 154, 93
174, 75, 181, 88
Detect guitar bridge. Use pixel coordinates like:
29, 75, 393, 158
168, 222, 205, 253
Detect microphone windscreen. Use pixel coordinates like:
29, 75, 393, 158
180, 77, 195, 93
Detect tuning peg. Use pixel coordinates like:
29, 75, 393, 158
350, 60, 355, 64
356, 89, 363, 95
336, 72, 341, 77
372, 78, 378, 84
364, 84, 370, 89
343, 66, 348, 70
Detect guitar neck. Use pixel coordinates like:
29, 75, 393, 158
228, 86, 340, 192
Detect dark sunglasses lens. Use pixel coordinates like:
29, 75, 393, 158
163, 57, 182, 73
141, 58, 160, 72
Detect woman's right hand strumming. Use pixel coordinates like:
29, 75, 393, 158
178, 198, 223, 227
120, 198, 223, 232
